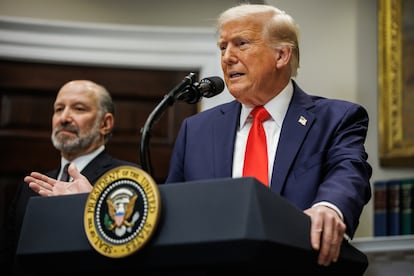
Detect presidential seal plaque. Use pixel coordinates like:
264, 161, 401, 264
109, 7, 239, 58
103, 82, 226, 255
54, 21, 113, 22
84, 166, 161, 258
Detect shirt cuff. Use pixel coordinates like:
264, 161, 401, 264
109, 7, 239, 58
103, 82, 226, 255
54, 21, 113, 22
312, 201, 343, 220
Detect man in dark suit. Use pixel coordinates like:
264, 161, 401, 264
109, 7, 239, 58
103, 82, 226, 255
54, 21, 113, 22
5, 80, 139, 274
165, 4, 372, 267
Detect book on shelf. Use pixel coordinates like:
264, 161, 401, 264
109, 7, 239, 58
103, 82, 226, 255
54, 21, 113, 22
387, 179, 400, 236
373, 177, 414, 237
373, 180, 387, 236
400, 178, 414, 235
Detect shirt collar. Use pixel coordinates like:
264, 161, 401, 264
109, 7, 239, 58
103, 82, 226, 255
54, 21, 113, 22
61, 145, 105, 172
239, 80, 294, 129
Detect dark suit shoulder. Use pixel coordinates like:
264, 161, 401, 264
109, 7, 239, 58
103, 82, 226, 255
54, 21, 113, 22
292, 80, 368, 114
309, 96, 369, 120
82, 151, 140, 184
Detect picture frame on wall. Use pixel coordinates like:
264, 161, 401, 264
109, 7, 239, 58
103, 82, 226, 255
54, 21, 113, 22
378, 0, 414, 166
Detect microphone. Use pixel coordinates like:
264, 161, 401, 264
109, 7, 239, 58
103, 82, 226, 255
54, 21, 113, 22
140, 73, 224, 174
196, 76, 225, 98
175, 76, 225, 104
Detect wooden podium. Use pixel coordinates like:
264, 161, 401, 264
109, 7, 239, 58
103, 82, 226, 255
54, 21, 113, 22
16, 177, 368, 275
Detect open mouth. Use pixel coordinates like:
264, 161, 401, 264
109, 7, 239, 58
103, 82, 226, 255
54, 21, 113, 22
229, 72, 244, 79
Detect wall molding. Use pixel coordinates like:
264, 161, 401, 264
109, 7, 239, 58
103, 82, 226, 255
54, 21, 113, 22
0, 16, 220, 69
0, 16, 232, 110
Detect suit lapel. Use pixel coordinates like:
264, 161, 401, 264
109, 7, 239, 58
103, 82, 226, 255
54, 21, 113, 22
213, 101, 241, 178
80, 151, 113, 184
270, 84, 315, 194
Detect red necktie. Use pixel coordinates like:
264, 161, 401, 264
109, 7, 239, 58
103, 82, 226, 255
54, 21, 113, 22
243, 106, 270, 186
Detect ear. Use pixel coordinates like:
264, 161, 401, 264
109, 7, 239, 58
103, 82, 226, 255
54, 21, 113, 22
275, 47, 292, 69
100, 113, 114, 136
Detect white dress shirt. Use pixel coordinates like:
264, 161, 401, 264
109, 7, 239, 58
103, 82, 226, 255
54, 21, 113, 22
58, 145, 105, 181
231, 80, 344, 221
232, 80, 293, 185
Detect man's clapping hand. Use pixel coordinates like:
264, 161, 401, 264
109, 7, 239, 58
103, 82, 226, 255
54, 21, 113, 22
24, 163, 93, 196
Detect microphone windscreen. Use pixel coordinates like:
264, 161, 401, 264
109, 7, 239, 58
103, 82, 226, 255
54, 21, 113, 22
200, 76, 225, 98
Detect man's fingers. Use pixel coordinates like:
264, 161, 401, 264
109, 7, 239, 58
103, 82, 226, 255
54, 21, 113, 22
37, 189, 52, 197
25, 176, 51, 192
305, 208, 324, 251
24, 171, 61, 196
305, 206, 347, 266
317, 213, 345, 266
318, 226, 333, 266
310, 226, 323, 251
30, 172, 56, 185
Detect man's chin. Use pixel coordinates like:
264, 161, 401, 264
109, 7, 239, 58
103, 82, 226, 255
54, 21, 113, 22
53, 139, 78, 151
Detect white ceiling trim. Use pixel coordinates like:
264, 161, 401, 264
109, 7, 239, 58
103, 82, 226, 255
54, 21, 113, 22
0, 16, 221, 70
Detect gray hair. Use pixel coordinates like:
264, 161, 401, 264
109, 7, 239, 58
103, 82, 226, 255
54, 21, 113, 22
95, 83, 115, 143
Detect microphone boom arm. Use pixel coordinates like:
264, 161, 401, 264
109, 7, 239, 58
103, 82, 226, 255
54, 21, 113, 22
140, 73, 196, 175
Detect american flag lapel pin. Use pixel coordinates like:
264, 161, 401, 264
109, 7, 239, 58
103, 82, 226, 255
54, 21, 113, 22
298, 115, 307, 126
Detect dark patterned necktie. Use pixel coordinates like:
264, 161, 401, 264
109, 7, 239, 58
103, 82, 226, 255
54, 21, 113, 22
59, 163, 70, 181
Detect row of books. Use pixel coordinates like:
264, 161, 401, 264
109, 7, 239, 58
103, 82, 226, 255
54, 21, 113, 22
373, 178, 414, 236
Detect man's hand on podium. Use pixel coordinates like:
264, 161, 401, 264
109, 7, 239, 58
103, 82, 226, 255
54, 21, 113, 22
24, 163, 93, 196
304, 205, 346, 267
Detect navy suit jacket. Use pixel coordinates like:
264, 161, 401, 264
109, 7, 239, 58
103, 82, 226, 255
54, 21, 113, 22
166, 81, 372, 237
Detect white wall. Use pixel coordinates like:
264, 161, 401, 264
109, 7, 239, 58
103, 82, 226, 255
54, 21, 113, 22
1, 0, 414, 239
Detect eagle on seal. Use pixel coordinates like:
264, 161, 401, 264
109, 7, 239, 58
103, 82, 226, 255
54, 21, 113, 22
107, 193, 138, 230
